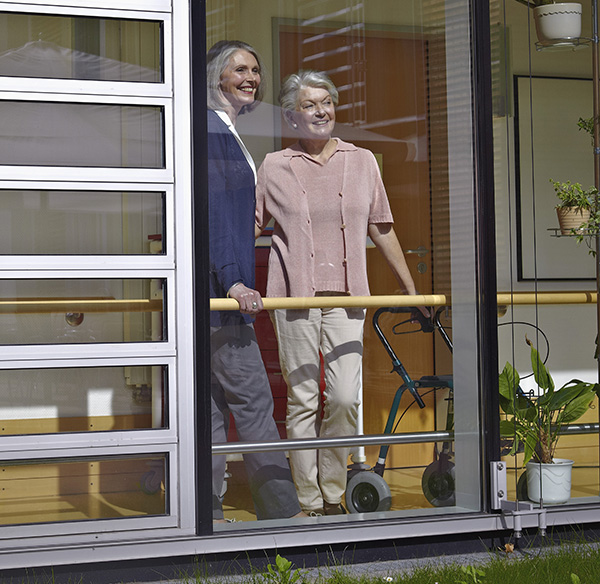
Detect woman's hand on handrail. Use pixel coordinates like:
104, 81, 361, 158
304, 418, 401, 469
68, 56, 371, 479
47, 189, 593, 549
227, 283, 264, 314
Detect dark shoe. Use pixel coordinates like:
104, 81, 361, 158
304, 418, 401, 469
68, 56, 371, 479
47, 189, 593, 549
323, 503, 347, 515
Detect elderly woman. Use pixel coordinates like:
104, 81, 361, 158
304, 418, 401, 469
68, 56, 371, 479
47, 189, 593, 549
207, 40, 302, 522
255, 70, 425, 515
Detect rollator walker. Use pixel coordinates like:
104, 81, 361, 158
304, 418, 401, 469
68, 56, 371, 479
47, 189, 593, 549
345, 306, 455, 513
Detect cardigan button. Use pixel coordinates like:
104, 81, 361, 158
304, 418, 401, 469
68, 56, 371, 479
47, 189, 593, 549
341, 224, 346, 229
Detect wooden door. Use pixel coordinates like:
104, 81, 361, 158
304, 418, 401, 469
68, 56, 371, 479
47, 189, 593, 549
278, 26, 448, 468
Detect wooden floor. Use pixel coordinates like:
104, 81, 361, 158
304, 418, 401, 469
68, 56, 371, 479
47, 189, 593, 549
0, 457, 166, 526
0, 450, 596, 526
0, 460, 596, 526
222, 462, 433, 522
222, 458, 600, 523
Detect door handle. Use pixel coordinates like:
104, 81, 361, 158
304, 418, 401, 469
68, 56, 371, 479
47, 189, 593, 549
405, 245, 429, 257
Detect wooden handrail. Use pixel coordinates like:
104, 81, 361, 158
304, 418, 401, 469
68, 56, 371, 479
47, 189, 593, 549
0, 291, 594, 315
0, 298, 163, 314
211, 291, 598, 311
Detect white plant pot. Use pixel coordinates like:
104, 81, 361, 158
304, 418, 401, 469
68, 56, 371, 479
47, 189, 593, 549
526, 458, 573, 504
534, 3, 582, 42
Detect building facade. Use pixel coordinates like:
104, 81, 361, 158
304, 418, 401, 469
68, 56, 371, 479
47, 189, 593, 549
0, 0, 598, 570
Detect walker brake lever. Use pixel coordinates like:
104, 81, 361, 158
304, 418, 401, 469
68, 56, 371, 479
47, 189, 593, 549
409, 384, 426, 409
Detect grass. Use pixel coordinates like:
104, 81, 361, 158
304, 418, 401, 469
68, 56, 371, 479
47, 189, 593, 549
183, 541, 600, 584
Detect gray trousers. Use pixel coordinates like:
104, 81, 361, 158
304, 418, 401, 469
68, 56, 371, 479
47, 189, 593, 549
210, 322, 301, 520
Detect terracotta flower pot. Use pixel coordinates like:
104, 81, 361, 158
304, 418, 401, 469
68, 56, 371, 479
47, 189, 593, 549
556, 206, 590, 235
534, 3, 582, 42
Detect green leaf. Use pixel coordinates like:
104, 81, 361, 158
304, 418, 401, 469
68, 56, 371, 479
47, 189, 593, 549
499, 362, 519, 400
541, 385, 578, 409
499, 419, 519, 437
545, 382, 592, 410
560, 392, 595, 424
275, 555, 292, 572
528, 340, 554, 391
522, 404, 538, 423
522, 431, 540, 464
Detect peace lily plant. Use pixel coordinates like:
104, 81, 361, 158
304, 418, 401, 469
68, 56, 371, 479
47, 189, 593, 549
499, 337, 599, 465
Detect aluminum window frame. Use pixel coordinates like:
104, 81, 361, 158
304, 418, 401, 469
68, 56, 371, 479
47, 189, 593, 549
4, 0, 172, 11
0, 443, 180, 540
0, 269, 177, 360
0, 4, 172, 97
0, 355, 178, 448
0, 93, 173, 182
0, 181, 174, 269
0, 0, 197, 553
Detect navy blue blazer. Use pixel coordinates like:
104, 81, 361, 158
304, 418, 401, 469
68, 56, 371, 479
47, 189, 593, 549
207, 109, 256, 327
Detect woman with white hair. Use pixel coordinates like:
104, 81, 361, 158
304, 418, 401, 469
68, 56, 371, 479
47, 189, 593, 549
255, 70, 425, 515
207, 40, 302, 522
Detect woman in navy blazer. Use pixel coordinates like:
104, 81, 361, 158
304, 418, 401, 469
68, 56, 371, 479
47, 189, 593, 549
206, 40, 302, 522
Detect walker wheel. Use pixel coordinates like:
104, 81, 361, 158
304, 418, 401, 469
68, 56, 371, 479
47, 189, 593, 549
345, 471, 392, 513
421, 459, 456, 507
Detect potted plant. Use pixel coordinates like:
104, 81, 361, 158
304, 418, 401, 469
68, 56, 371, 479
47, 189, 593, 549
515, 1, 583, 44
499, 337, 599, 503
551, 178, 596, 237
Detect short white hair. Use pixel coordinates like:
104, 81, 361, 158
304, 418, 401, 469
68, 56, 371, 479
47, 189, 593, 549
278, 70, 339, 113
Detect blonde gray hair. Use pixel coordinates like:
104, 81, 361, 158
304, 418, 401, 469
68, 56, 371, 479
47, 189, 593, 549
206, 40, 265, 114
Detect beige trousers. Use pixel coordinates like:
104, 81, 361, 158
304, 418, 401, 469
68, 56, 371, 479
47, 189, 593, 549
272, 307, 365, 512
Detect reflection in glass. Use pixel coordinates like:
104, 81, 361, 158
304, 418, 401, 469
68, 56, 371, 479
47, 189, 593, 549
0, 101, 164, 168
0, 191, 164, 255
206, 0, 480, 528
0, 455, 166, 526
0, 366, 167, 434
0, 12, 162, 82
492, 0, 600, 507
0, 279, 165, 345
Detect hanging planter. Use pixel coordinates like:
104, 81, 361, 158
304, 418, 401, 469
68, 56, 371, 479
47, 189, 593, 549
533, 3, 582, 43
526, 458, 574, 504
551, 179, 597, 236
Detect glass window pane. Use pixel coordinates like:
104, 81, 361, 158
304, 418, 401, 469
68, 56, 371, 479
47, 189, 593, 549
0, 366, 167, 434
208, 0, 478, 528
0, 455, 166, 526
0, 190, 165, 255
0, 279, 165, 345
0, 12, 162, 82
493, 0, 600, 508
0, 101, 164, 168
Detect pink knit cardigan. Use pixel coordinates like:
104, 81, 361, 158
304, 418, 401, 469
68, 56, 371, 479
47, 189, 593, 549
255, 139, 394, 298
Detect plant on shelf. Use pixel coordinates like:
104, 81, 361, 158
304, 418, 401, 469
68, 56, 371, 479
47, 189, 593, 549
551, 178, 599, 252
499, 336, 598, 466
515, 1, 583, 45
552, 178, 595, 211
